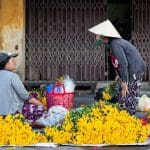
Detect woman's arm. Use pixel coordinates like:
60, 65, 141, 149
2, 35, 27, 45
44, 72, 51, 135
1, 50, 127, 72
11, 74, 31, 100
11, 74, 43, 106
121, 82, 129, 98
28, 97, 43, 106
110, 43, 129, 97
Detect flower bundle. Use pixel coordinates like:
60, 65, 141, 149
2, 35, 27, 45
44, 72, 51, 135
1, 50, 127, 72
95, 82, 118, 103
56, 76, 64, 82
102, 82, 117, 101
44, 101, 150, 144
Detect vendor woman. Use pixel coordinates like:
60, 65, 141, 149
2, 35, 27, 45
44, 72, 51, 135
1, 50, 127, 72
0, 51, 45, 122
88, 19, 146, 115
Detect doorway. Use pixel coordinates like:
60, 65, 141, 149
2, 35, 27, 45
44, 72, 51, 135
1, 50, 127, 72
107, 0, 132, 80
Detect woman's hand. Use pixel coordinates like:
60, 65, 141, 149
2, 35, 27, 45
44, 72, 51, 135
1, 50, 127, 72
115, 75, 120, 81
121, 82, 129, 98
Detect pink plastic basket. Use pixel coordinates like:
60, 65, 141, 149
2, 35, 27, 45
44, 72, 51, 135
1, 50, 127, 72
46, 83, 74, 110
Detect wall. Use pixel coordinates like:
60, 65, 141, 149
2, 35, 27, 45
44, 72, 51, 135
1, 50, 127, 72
0, 0, 25, 79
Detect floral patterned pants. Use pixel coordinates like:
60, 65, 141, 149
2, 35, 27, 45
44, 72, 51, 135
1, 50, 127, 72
115, 74, 143, 115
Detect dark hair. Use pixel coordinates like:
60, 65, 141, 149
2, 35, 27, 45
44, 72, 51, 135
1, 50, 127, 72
0, 57, 11, 70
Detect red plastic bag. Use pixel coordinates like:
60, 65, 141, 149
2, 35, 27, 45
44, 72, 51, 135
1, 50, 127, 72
46, 83, 74, 110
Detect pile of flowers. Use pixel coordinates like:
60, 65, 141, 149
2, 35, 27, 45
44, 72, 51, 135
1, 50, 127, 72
44, 101, 150, 144
0, 114, 47, 146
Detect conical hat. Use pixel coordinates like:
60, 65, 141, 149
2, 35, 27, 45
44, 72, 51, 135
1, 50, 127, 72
88, 19, 122, 38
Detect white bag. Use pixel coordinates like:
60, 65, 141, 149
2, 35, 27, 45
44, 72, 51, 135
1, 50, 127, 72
137, 95, 150, 111
36, 106, 68, 126
62, 75, 76, 93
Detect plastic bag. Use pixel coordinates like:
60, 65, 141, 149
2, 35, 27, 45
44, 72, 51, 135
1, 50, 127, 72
53, 85, 64, 94
46, 84, 53, 92
62, 75, 76, 93
137, 95, 150, 111
35, 106, 68, 126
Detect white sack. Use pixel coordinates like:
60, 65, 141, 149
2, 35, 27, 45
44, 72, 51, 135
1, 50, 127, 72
137, 95, 150, 111
63, 75, 76, 93
35, 106, 68, 126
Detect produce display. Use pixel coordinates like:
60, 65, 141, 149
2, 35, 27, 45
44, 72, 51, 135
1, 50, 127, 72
0, 82, 150, 146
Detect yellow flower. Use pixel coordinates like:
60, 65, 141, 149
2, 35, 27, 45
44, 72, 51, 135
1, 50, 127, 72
102, 91, 112, 100
41, 96, 47, 108
56, 76, 64, 82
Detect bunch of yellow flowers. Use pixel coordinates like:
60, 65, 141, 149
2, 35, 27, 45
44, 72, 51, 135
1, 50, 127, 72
44, 102, 150, 145
40, 96, 47, 108
102, 82, 117, 101
0, 114, 47, 146
56, 76, 64, 82
102, 87, 112, 100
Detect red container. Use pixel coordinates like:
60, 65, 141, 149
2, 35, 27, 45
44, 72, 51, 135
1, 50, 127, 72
46, 83, 74, 110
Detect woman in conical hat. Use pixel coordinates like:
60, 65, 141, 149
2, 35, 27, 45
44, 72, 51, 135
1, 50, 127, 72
89, 19, 146, 115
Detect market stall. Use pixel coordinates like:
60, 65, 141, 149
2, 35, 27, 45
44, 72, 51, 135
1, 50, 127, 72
0, 78, 150, 147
